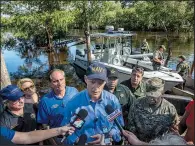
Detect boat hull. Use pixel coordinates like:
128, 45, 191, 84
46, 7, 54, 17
73, 57, 183, 92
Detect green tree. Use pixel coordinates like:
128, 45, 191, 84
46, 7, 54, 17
1, 1, 76, 50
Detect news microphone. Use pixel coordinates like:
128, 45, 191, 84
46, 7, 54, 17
105, 104, 123, 133
61, 109, 88, 143
75, 134, 87, 145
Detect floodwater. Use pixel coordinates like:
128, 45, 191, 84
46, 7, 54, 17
2, 30, 194, 79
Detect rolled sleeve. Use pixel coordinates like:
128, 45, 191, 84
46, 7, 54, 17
0, 126, 15, 141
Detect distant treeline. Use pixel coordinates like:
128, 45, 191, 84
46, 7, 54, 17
1, 1, 194, 47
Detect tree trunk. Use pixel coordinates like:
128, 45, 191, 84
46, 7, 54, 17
1, 53, 11, 89
164, 40, 172, 67
84, 2, 92, 66
85, 28, 92, 66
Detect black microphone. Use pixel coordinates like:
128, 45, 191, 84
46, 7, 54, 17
61, 109, 88, 143
105, 104, 123, 133
75, 134, 87, 145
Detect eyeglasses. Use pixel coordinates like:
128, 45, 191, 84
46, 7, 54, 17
22, 85, 35, 92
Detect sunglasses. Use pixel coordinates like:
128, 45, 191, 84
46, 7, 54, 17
22, 85, 35, 92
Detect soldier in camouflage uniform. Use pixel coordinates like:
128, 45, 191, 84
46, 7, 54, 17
141, 39, 150, 54
175, 55, 190, 89
104, 67, 136, 127
152, 45, 166, 70
121, 67, 146, 99
127, 77, 178, 142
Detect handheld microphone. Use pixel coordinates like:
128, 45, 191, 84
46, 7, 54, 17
75, 134, 87, 145
105, 104, 123, 133
61, 109, 88, 143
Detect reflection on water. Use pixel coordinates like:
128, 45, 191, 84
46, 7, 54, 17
2, 30, 194, 80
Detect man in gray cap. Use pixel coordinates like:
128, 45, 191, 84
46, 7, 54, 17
152, 45, 166, 70
175, 55, 190, 89
0, 85, 37, 133
127, 77, 178, 142
104, 67, 135, 126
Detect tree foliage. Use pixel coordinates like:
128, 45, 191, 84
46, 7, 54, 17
1, 0, 194, 46
1, 1, 76, 46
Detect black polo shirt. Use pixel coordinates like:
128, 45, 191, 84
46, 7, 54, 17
0, 103, 37, 132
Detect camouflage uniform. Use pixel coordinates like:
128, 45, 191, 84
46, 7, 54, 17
152, 50, 164, 70
121, 79, 146, 99
176, 61, 189, 77
127, 77, 178, 142
176, 56, 190, 89
141, 40, 150, 54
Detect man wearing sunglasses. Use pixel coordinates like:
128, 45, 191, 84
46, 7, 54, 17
0, 85, 37, 133
121, 67, 146, 99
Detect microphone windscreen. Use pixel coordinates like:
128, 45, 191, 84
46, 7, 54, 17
105, 104, 115, 114
77, 109, 88, 120
77, 134, 87, 145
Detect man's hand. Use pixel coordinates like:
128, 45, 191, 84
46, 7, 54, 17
58, 125, 75, 135
122, 130, 146, 145
87, 134, 102, 145
169, 124, 179, 135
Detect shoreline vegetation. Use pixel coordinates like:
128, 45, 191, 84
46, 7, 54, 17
1, 1, 194, 90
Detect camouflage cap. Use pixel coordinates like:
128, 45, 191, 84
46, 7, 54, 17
178, 55, 186, 61
159, 45, 166, 50
146, 77, 165, 97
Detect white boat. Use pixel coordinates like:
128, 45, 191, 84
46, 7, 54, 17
71, 30, 184, 92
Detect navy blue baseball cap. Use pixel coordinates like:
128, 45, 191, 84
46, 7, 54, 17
0, 85, 24, 101
86, 63, 107, 82
107, 67, 119, 78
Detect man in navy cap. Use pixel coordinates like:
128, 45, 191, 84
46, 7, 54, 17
0, 85, 37, 133
61, 63, 124, 145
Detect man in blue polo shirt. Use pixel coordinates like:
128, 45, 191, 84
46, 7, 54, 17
37, 69, 78, 128
61, 63, 124, 145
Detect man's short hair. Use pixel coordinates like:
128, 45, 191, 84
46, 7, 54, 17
132, 67, 144, 76
149, 133, 187, 145
49, 69, 65, 81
